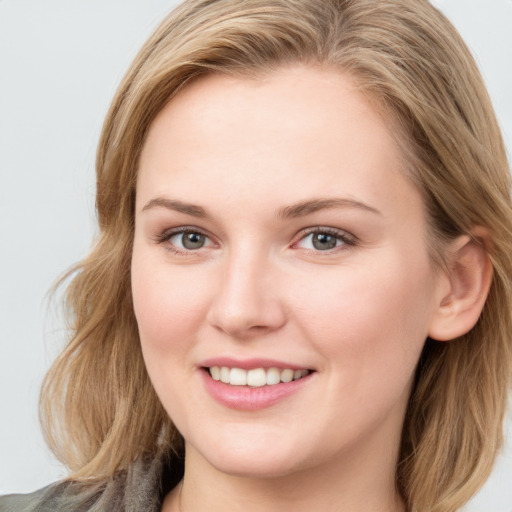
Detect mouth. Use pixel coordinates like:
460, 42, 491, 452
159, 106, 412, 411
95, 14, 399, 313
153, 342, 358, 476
205, 366, 312, 387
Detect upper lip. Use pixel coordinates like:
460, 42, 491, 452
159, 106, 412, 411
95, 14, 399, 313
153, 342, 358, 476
200, 357, 313, 371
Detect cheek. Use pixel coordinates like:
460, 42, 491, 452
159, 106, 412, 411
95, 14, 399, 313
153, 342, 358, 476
131, 251, 214, 424
131, 253, 211, 356
291, 252, 435, 365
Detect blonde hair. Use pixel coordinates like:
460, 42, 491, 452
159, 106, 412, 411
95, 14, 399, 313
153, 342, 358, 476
40, 1, 512, 510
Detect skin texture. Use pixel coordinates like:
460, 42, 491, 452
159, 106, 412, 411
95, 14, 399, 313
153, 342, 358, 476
131, 66, 467, 511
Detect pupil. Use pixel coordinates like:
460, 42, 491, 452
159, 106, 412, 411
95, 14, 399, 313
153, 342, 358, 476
313, 233, 337, 250
183, 232, 204, 249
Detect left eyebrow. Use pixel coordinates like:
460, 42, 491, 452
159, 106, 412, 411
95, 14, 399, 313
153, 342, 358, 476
277, 197, 381, 219
141, 197, 207, 217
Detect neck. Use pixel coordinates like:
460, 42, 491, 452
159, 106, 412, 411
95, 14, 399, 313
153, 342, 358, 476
162, 430, 406, 512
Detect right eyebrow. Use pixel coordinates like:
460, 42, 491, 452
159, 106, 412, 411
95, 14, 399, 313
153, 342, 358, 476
141, 197, 207, 217
277, 197, 381, 219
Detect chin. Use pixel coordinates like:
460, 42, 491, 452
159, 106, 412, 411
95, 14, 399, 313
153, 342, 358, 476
207, 451, 303, 479
188, 429, 310, 479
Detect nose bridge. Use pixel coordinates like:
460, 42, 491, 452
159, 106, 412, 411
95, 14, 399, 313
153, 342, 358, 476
207, 242, 285, 336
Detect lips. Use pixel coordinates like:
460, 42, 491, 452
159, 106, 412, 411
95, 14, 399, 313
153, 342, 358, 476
200, 358, 315, 410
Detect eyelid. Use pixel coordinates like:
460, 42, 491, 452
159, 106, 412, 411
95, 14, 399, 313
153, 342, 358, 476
154, 225, 217, 253
292, 226, 358, 252
153, 225, 357, 255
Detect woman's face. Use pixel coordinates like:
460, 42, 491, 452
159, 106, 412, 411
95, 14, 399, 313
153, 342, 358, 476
132, 66, 445, 478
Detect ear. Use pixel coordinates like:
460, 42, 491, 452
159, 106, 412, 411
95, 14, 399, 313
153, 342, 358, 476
428, 229, 492, 342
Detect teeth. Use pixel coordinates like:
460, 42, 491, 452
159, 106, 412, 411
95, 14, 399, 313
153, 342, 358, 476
266, 367, 281, 385
230, 367, 247, 386
247, 368, 266, 387
208, 366, 310, 387
280, 369, 294, 383
220, 366, 230, 384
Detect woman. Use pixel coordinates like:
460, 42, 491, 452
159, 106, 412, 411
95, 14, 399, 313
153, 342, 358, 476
2, 0, 511, 511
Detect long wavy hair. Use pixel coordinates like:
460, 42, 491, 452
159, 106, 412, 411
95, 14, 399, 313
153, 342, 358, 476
40, 1, 512, 510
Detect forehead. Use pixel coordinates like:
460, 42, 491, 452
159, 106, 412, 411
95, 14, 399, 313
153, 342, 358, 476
141, 66, 400, 163
136, 65, 419, 222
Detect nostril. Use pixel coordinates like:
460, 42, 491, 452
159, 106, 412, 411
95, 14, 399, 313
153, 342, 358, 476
206, 274, 287, 337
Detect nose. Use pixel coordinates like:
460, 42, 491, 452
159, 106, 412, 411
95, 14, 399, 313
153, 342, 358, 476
206, 249, 286, 339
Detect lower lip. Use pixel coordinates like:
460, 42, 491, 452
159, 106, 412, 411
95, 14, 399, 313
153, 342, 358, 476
201, 370, 312, 410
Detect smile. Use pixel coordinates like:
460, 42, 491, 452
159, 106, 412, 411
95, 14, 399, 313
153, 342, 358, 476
208, 366, 310, 387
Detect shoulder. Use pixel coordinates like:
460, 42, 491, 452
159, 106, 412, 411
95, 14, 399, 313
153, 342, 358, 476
0, 485, 51, 512
0, 481, 103, 512
0, 451, 180, 512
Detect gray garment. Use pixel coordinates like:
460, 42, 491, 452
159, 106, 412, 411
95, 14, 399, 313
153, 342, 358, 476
0, 452, 180, 512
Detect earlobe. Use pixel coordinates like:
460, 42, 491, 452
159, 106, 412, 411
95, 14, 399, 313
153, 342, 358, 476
428, 230, 492, 342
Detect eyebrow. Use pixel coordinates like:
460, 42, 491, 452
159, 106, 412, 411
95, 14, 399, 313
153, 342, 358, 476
142, 197, 207, 217
277, 198, 381, 218
141, 196, 381, 218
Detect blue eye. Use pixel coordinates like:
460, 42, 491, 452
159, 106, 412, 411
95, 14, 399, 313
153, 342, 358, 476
295, 229, 355, 252
170, 231, 208, 250
159, 229, 214, 252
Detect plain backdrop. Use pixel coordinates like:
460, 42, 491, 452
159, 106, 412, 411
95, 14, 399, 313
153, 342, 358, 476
1, 1, 511, 510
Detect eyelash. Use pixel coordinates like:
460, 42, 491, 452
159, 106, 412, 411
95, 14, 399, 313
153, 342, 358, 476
154, 226, 357, 256
154, 226, 214, 256
292, 227, 357, 254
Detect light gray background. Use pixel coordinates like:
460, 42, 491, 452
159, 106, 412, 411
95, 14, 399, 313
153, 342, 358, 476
1, 1, 511, 510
